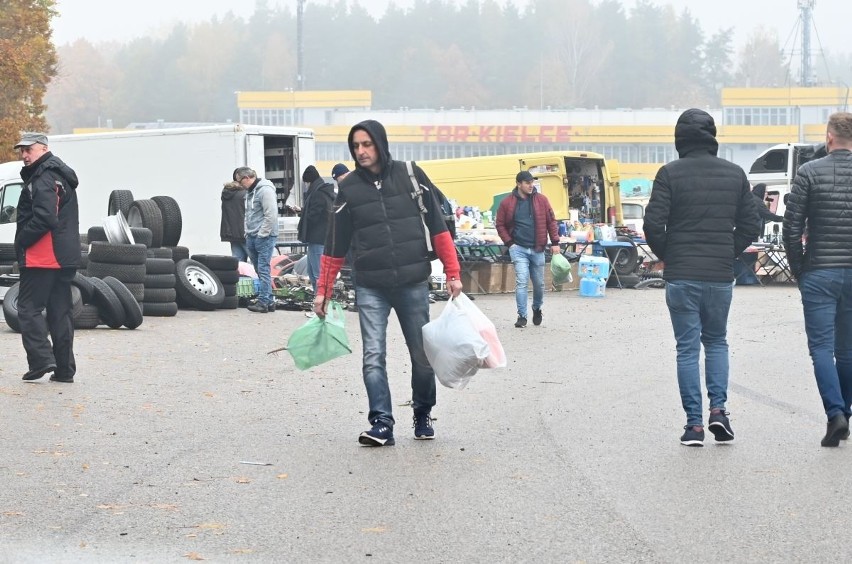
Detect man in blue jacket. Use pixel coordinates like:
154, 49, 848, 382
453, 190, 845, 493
14, 132, 81, 383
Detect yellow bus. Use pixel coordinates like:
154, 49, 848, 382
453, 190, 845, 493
417, 151, 623, 225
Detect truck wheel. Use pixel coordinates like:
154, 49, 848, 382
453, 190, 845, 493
88, 241, 147, 265
606, 236, 639, 276
151, 196, 182, 247
174, 258, 224, 311
127, 199, 164, 248
108, 190, 134, 218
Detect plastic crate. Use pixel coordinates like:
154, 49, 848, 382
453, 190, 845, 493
277, 230, 300, 243
236, 277, 258, 298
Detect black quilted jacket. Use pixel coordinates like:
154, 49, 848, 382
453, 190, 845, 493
782, 148, 852, 276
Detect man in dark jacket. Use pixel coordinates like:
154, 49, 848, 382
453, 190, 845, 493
644, 109, 760, 447
312, 120, 462, 447
495, 171, 560, 328
13, 132, 81, 383
782, 112, 852, 447
220, 179, 248, 261
297, 165, 335, 292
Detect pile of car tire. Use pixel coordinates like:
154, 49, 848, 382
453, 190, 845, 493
3, 189, 252, 332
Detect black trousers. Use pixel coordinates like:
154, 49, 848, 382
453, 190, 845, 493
18, 267, 76, 379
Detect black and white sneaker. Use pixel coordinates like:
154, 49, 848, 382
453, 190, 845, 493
358, 421, 395, 446
514, 315, 527, 328
708, 410, 735, 442
413, 412, 435, 440
680, 425, 705, 447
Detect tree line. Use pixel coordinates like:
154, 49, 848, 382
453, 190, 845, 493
3, 0, 851, 161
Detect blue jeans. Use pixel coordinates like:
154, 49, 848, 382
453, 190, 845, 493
247, 234, 275, 307
356, 282, 435, 427
798, 268, 852, 420
307, 243, 324, 292
509, 244, 545, 317
665, 280, 734, 426
230, 241, 249, 262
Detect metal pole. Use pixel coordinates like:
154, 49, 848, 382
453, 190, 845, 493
297, 0, 305, 90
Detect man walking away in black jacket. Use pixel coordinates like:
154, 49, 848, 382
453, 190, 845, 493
14, 132, 81, 383
783, 112, 852, 447
644, 109, 760, 447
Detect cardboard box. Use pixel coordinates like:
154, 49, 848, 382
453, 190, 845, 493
460, 262, 503, 294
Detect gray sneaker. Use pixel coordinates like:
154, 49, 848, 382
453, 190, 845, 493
514, 315, 527, 328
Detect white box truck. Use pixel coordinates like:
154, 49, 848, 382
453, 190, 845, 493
0, 124, 316, 257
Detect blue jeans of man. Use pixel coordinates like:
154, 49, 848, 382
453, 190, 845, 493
247, 234, 275, 307
665, 280, 733, 427
356, 281, 435, 427
798, 268, 852, 421
230, 241, 249, 263
509, 244, 545, 318
307, 243, 324, 293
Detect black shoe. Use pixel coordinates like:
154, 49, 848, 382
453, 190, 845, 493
532, 309, 543, 326
413, 411, 435, 440
514, 315, 527, 328
680, 425, 704, 447
708, 410, 735, 442
268, 303, 276, 312
22, 364, 57, 381
358, 421, 395, 446
821, 414, 849, 447
49, 375, 74, 383
247, 302, 269, 313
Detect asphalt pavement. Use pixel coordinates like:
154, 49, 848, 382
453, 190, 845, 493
2, 284, 851, 563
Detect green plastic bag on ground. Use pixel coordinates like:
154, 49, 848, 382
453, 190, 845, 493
551, 253, 572, 285
286, 301, 351, 370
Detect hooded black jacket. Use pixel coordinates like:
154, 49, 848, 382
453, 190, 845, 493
325, 120, 450, 288
297, 177, 336, 244
782, 148, 852, 276
15, 151, 81, 269
220, 181, 247, 243
644, 109, 760, 282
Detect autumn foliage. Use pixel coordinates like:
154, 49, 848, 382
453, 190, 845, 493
0, 0, 57, 162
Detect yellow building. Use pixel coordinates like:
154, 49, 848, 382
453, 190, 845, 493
234, 86, 849, 200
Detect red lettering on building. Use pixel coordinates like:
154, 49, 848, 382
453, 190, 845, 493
540, 125, 554, 143
555, 125, 572, 143
503, 125, 518, 142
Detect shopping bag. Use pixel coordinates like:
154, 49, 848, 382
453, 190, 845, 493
422, 294, 490, 389
454, 292, 507, 369
551, 253, 572, 285
285, 301, 351, 370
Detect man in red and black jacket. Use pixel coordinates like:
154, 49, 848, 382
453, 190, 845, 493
14, 132, 81, 383
313, 119, 462, 447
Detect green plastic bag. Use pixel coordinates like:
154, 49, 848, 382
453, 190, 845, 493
286, 301, 352, 370
551, 253, 572, 285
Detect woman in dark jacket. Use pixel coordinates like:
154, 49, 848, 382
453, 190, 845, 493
220, 180, 248, 261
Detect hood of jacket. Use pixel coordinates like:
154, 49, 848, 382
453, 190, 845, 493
221, 180, 244, 200
752, 183, 766, 199
20, 152, 79, 190
674, 108, 719, 158
347, 119, 392, 180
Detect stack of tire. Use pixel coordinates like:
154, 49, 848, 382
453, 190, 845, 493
142, 247, 178, 317
3, 272, 143, 332
190, 255, 240, 309
85, 241, 147, 303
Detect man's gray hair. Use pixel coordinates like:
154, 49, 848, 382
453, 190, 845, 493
233, 167, 257, 181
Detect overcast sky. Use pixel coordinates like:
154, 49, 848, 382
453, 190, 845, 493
53, 0, 849, 59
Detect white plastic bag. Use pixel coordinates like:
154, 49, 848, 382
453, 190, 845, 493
454, 292, 507, 369
422, 294, 490, 389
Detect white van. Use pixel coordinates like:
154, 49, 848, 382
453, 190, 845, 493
747, 142, 826, 231
0, 161, 23, 246
621, 196, 649, 237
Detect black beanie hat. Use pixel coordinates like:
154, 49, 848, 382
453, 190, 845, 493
302, 165, 320, 183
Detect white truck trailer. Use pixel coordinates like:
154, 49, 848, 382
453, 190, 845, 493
0, 124, 316, 256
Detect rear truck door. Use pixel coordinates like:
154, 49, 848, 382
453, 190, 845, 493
604, 159, 623, 225
519, 156, 570, 219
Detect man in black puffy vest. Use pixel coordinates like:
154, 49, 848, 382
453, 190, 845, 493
644, 109, 759, 447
